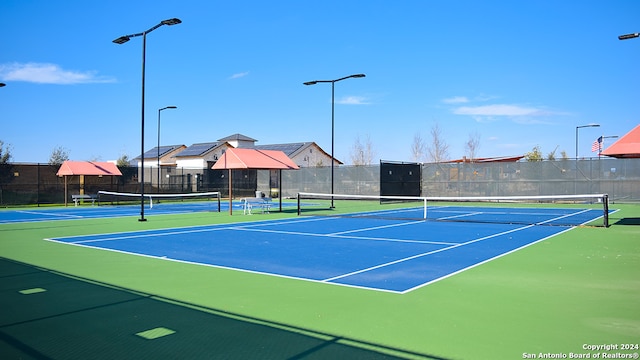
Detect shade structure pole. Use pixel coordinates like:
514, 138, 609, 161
228, 169, 233, 215
279, 169, 283, 212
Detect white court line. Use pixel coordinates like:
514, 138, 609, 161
68, 225, 239, 244
322, 224, 536, 283
327, 219, 425, 236
231, 226, 457, 246
55, 216, 335, 244
322, 209, 594, 287
17, 210, 85, 219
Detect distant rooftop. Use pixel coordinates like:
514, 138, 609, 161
138, 145, 184, 160
175, 142, 226, 157
255, 143, 310, 157
217, 133, 257, 142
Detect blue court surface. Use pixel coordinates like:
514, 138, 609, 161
0, 201, 236, 224
44, 206, 607, 294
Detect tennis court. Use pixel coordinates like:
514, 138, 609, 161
1, 193, 638, 359
45, 202, 610, 293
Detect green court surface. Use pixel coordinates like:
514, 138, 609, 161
1, 204, 639, 359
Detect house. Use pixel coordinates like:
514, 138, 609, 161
255, 142, 342, 168
135, 133, 341, 169
218, 133, 258, 149
174, 142, 233, 168
136, 145, 186, 168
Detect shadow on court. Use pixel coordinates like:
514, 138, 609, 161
615, 217, 640, 226
0, 258, 447, 360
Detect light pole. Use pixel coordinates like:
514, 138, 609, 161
575, 123, 600, 194
576, 123, 600, 160
599, 135, 619, 157
304, 74, 366, 207
113, 18, 181, 221
158, 106, 177, 192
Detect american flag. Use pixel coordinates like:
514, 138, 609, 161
591, 136, 603, 152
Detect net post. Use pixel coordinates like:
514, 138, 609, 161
603, 194, 609, 228
297, 193, 301, 216
423, 198, 427, 220
217, 192, 221, 212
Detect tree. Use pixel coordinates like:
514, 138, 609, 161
49, 146, 70, 165
427, 123, 450, 163
117, 154, 130, 167
547, 146, 558, 160
350, 134, 376, 166
464, 131, 481, 162
0, 140, 12, 164
524, 145, 543, 161
560, 150, 569, 160
410, 132, 426, 162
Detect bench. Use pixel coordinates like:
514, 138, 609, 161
71, 194, 97, 206
241, 197, 272, 215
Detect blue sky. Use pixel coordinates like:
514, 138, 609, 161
1, 1, 639, 164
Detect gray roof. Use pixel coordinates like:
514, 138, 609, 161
138, 145, 184, 160
254, 143, 310, 157
175, 142, 225, 157
217, 133, 257, 142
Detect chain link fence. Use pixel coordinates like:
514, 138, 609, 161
1, 158, 639, 206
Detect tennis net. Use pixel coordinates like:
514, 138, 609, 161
296, 192, 611, 227
97, 191, 221, 212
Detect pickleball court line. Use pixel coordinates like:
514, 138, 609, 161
321, 223, 537, 283
323, 209, 592, 284
230, 226, 458, 246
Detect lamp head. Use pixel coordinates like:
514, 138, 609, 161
619, 33, 639, 40
112, 36, 130, 44
161, 18, 182, 26
350, 74, 366, 78
303, 81, 318, 86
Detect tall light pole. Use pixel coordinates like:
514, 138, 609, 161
576, 123, 600, 160
575, 123, 600, 194
157, 106, 177, 192
599, 135, 619, 157
304, 74, 366, 207
113, 18, 181, 221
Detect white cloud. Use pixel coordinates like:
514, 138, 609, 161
453, 104, 544, 116
229, 71, 249, 79
0, 62, 115, 84
336, 96, 370, 105
442, 96, 469, 104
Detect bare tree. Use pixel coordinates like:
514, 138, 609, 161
410, 132, 427, 162
0, 140, 12, 163
465, 131, 481, 162
350, 134, 376, 166
117, 154, 130, 167
560, 150, 569, 160
49, 146, 70, 165
427, 123, 450, 163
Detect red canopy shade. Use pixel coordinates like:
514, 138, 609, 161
56, 161, 122, 206
601, 124, 640, 158
211, 148, 299, 170
56, 161, 123, 176
211, 148, 299, 215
